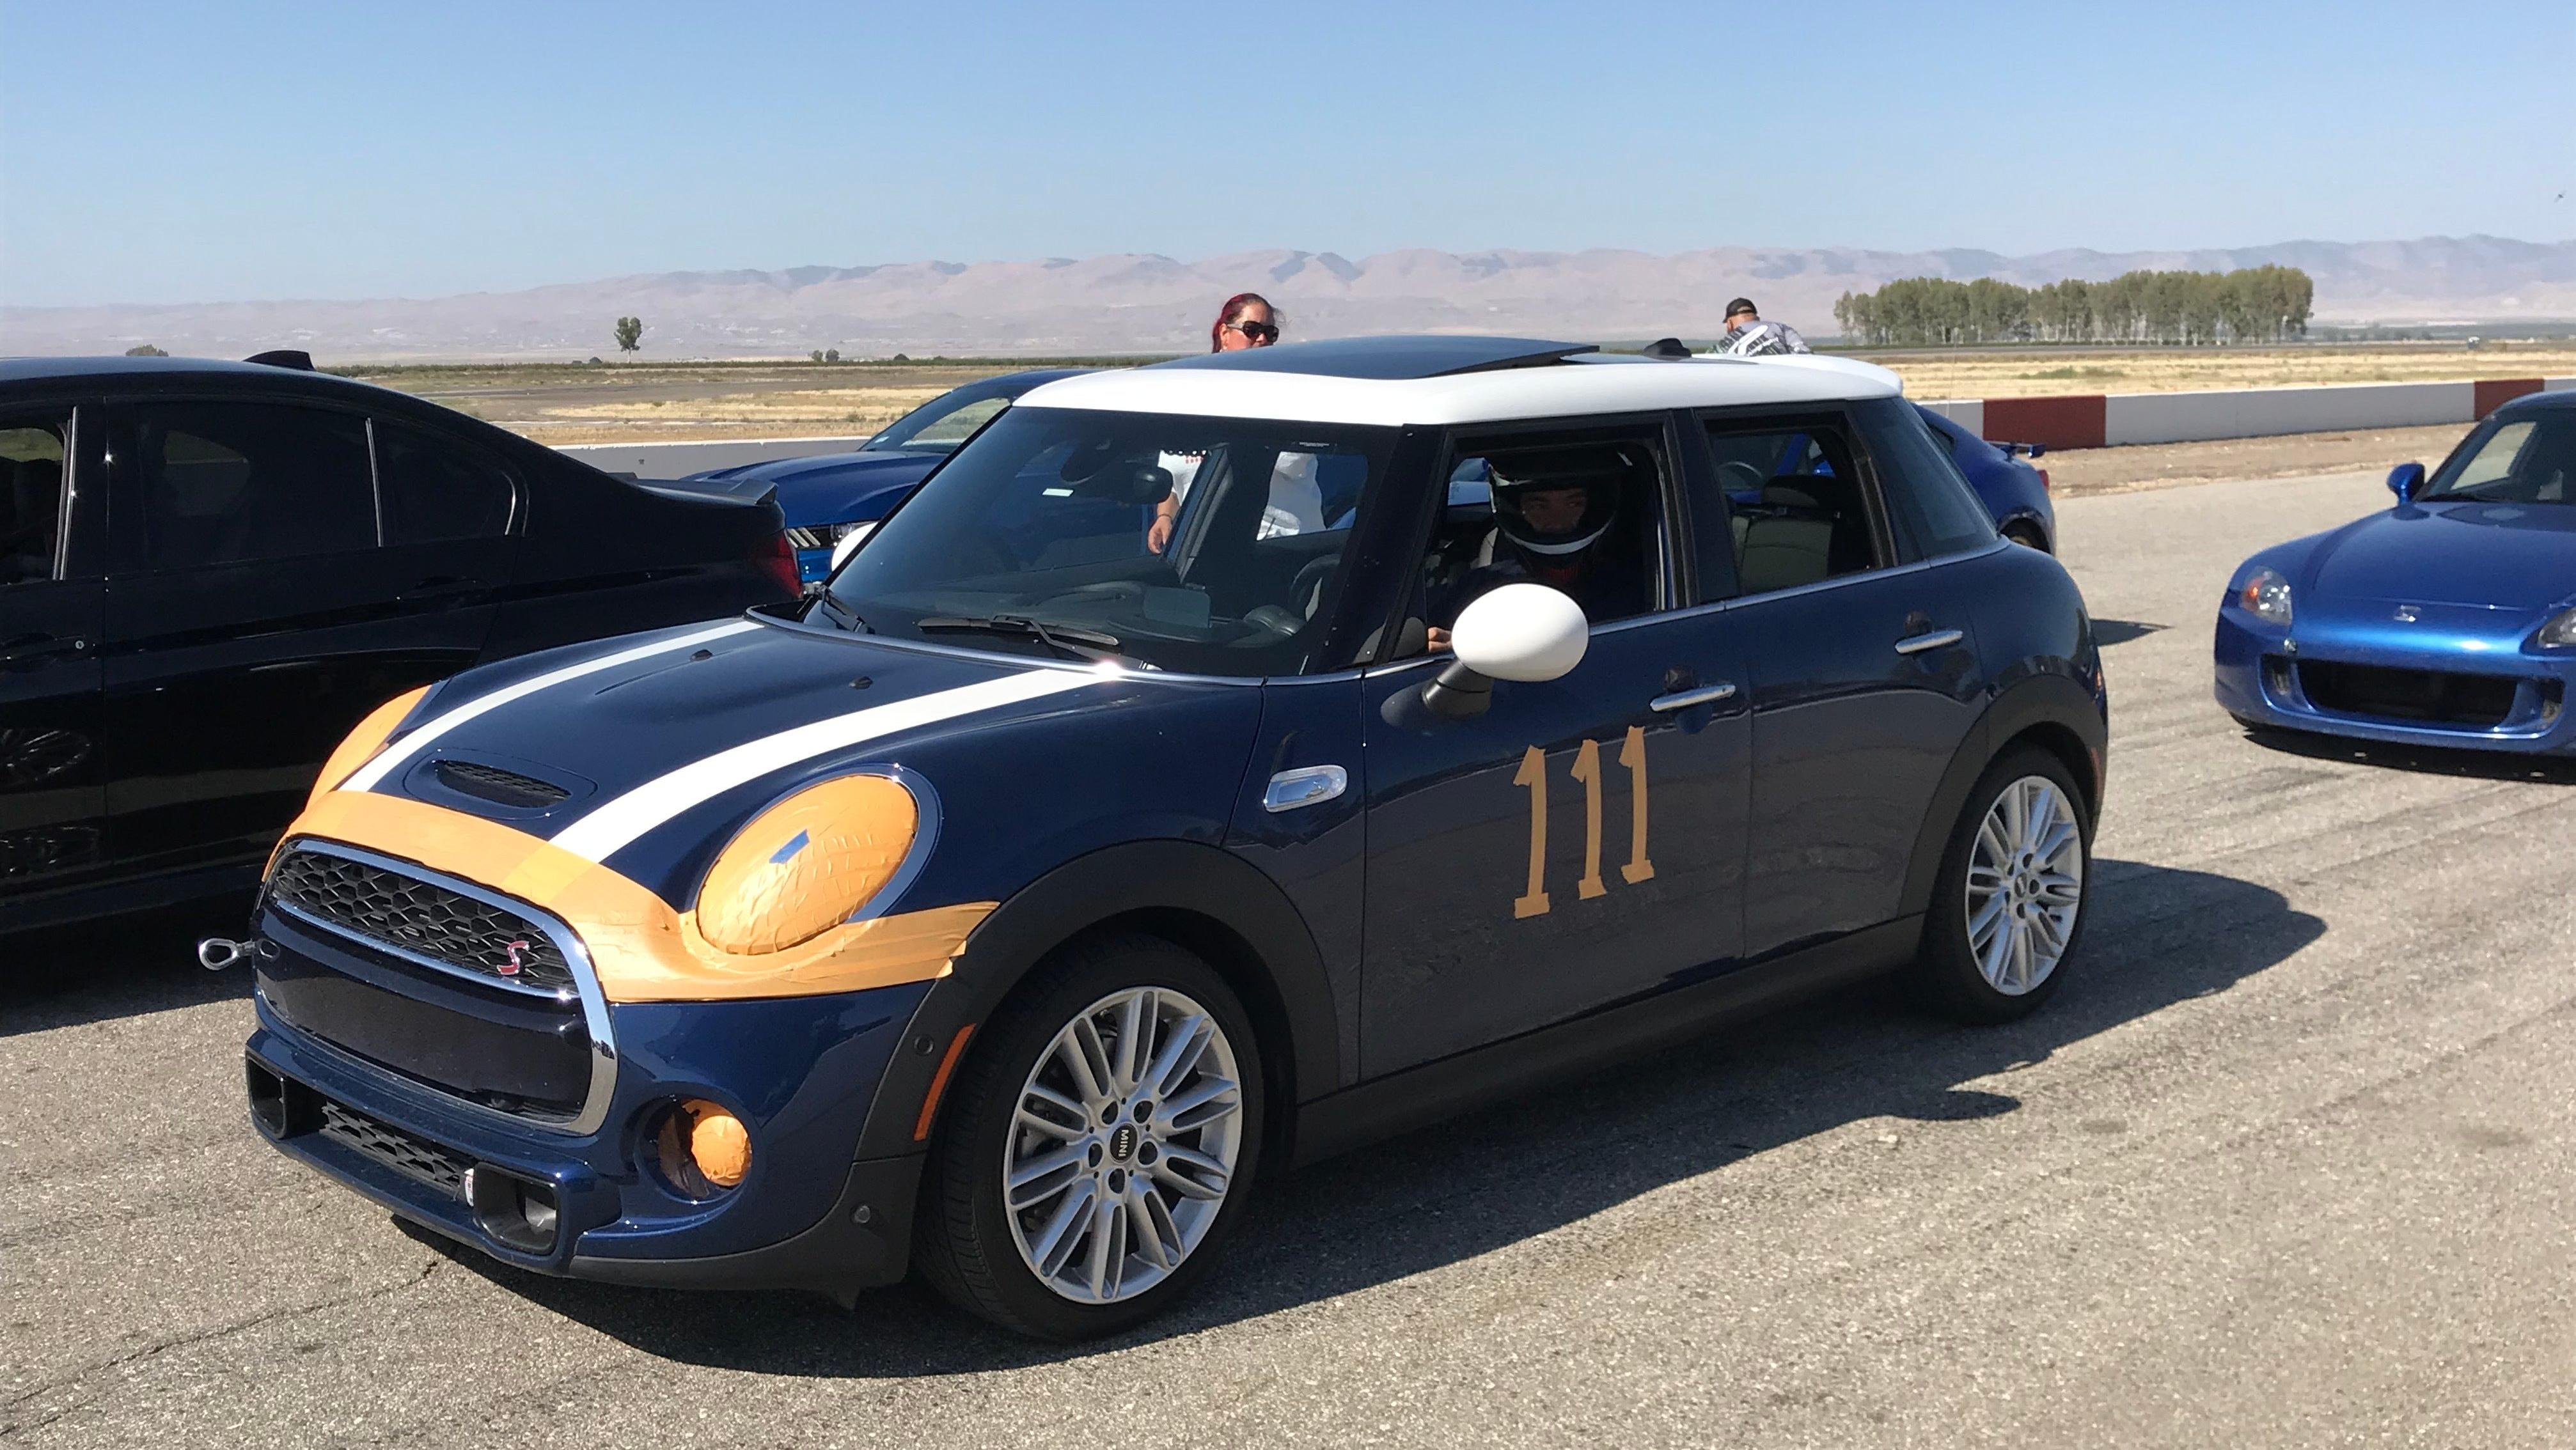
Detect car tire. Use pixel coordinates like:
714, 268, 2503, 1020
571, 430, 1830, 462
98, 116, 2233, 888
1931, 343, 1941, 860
1908, 745, 2093, 1023
915, 932, 1264, 1339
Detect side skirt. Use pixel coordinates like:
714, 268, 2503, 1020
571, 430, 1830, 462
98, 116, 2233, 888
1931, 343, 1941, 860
1289, 917, 1922, 1167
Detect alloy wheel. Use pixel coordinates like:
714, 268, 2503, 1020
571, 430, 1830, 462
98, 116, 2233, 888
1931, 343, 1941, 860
1964, 776, 2084, 995
1001, 986, 1245, 1304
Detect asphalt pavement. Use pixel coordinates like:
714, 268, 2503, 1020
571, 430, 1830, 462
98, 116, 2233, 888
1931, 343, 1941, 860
8, 467, 2575, 1448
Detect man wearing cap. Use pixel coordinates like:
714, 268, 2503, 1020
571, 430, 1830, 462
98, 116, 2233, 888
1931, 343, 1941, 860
1716, 297, 1810, 356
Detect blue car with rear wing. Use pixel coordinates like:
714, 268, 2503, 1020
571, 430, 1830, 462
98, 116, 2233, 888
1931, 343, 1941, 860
2216, 388, 2576, 752
230, 336, 2105, 1341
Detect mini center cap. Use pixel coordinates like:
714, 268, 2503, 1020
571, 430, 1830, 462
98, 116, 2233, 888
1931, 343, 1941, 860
1108, 1124, 1139, 1162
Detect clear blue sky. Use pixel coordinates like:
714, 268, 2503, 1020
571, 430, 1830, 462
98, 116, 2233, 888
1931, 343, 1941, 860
4, 0, 2571, 306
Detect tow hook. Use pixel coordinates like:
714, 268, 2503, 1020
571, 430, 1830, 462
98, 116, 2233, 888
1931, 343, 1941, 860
198, 937, 276, 971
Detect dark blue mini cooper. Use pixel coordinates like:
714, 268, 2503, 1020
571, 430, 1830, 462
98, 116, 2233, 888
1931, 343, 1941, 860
233, 336, 2108, 1338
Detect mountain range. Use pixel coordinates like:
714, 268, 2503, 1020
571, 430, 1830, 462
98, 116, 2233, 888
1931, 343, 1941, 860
9, 235, 2575, 361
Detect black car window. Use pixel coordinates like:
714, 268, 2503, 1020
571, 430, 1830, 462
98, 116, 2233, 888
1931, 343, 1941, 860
1854, 397, 1997, 561
373, 419, 515, 543
0, 417, 68, 586
131, 403, 375, 569
1695, 414, 1883, 600
1415, 426, 1670, 638
827, 405, 1398, 677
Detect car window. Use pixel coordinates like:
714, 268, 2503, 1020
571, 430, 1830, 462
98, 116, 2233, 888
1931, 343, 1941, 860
131, 403, 375, 569
1855, 397, 1998, 560
0, 417, 68, 586
2430, 419, 2543, 499
1696, 414, 1883, 600
1415, 426, 1669, 636
373, 419, 515, 543
827, 405, 1397, 676
863, 391, 1013, 455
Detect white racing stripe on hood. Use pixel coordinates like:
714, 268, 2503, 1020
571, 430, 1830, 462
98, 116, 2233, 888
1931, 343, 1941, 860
547, 666, 1106, 864
345, 620, 761, 793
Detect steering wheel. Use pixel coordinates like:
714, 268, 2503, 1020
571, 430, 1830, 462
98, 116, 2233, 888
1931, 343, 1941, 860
1236, 554, 1344, 644
1719, 460, 1767, 491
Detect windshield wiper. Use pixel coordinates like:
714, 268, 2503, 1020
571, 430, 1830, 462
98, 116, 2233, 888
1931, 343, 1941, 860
915, 614, 1134, 666
808, 593, 870, 633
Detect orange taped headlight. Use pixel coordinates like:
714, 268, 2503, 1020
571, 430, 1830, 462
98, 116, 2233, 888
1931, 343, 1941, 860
695, 774, 919, 955
310, 685, 430, 804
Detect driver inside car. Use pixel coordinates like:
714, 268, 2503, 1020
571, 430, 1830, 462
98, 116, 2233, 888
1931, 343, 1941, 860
1424, 453, 1647, 650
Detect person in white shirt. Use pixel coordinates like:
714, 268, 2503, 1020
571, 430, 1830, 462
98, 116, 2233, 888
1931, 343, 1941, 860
1715, 297, 1810, 356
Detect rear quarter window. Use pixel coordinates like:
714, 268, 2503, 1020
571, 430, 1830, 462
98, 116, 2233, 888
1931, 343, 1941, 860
1856, 398, 1996, 560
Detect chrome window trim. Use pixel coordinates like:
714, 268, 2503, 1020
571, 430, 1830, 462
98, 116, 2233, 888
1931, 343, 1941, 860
272, 837, 619, 1137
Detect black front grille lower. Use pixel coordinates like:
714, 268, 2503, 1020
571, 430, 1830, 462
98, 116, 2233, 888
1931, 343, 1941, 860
432, 759, 571, 809
318, 1099, 471, 1199
2298, 660, 2520, 728
269, 848, 575, 992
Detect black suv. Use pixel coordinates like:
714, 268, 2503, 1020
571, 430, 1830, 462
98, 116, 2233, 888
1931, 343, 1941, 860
0, 355, 796, 934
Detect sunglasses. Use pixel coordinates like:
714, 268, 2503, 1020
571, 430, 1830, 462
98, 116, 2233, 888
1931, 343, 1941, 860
1228, 320, 1280, 343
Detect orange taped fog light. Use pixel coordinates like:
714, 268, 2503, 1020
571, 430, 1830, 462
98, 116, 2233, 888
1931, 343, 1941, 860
695, 775, 920, 955
654, 1099, 750, 1194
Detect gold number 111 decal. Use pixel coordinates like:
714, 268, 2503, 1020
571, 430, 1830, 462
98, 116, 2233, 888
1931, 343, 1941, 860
1514, 726, 1655, 919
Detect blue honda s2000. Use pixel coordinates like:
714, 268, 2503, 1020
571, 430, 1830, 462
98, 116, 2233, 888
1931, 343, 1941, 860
2217, 389, 2576, 752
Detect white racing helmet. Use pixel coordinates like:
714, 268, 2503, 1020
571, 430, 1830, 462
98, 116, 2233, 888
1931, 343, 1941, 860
1489, 445, 1638, 557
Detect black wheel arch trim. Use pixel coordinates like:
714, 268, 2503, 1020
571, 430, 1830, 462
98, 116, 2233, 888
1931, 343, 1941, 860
853, 839, 1338, 1164
1898, 672, 2107, 921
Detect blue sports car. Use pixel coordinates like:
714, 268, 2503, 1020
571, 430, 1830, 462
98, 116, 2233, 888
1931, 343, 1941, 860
2216, 389, 2576, 752
1919, 406, 2055, 553
688, 368, 1086, 582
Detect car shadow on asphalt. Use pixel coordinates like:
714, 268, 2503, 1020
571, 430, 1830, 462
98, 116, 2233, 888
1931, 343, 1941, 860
2242, 722, 2576, 784
0, 896, 255, 1038
2091, 618, 2169, 648
416, 856, 2321, 1375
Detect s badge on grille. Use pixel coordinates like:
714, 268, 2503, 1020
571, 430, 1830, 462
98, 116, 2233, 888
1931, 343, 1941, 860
498, 939, 530, 977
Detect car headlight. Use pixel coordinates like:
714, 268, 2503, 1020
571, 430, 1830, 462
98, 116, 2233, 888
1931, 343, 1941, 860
694, 774, 919, 955
2235, 566, 2293, 627
2535, 606, 2576, 649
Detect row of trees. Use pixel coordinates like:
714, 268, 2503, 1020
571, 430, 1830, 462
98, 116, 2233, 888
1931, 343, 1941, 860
1832, 266, 2314, 347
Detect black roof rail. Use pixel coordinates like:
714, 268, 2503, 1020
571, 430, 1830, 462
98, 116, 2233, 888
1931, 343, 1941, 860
244, 349, 315, 370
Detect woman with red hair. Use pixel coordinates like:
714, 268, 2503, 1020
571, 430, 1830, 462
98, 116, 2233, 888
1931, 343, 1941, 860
1209, 292, 1280, 352
1148, 294, 1300, 553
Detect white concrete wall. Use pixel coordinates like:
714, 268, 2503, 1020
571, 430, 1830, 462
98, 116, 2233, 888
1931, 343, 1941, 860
2103, 381, 2477, 447
554, 434, 872, 478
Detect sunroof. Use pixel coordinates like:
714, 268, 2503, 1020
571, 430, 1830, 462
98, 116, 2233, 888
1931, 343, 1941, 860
1153, 335, 1597, 380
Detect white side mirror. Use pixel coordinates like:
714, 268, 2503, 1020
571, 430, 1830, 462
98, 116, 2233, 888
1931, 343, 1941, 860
828, 521, 877, 573
1449, 583, 1589, 682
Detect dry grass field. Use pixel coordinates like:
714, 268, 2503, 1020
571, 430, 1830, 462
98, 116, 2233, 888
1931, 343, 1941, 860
347, 343, 2576, 451
1876, 341, 2576, 400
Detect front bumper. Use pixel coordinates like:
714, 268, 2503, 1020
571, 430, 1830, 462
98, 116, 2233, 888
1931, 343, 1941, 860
2213, 607, 2576, 754
245, 924, 936, 1298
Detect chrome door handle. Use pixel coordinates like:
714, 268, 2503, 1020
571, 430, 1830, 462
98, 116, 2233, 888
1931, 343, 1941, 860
1894, 628, 1965, 655
1263, 765, 1348, 813
1650, 682, 1737, 712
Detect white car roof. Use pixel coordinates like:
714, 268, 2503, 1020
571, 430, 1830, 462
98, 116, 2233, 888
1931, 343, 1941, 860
1015, 338, 1903, 429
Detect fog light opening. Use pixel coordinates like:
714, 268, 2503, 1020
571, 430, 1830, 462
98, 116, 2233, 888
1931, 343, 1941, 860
652, 1099, 750, 1198
246, 1059, 288, 1138
466, 1165, 562, 1254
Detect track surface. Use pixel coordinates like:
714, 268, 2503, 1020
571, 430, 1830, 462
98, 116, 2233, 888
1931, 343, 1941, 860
9, 469, 2575, 1447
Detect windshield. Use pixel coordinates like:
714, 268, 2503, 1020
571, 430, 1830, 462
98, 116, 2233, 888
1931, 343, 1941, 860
861, 384, 1019, 455
826, 406, 1397, 676
2424, 413, 2576, 503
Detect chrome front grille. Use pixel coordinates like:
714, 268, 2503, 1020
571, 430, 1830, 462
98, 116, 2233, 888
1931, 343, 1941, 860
269, 846, 575, 994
